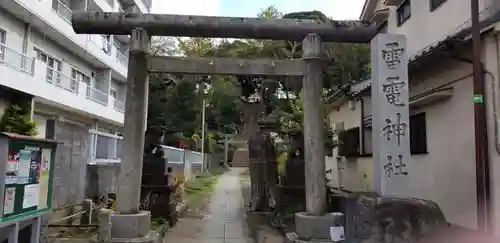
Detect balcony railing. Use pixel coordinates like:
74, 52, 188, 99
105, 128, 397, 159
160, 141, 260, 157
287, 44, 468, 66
88, 35, 112, 55
88, 130, 122, 164
116, 50, 128, 66
86, 86, 109, 105
46, 68, 79, 93
0, 43, 35, 75
52, 0, 72, 23
113, 98, 125, 112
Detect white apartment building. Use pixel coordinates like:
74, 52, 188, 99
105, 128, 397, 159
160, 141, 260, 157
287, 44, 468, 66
0, 0, 151, 206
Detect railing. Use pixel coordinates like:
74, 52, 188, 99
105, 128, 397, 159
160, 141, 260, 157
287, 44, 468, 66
113, 98, 125, 112
49, 200, 97, 228
116, 50, 128, 66
0, 43, 34, 75
46, 68, 79, 93
86, 85, 109, 105
88, 130, 122, 164
88, 35, 111, 55
52, 0, 72, 23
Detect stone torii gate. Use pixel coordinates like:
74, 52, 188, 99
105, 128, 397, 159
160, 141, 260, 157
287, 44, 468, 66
72, 12, 377, 242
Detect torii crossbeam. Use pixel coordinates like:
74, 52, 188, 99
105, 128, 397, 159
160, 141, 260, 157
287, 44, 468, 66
71, 11, 377, 242
72, 12, 376, 42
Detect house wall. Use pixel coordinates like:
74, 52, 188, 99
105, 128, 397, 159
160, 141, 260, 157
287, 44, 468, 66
483, 28, 500, 235
328, 58, 477, 229
376, 0, 500, 56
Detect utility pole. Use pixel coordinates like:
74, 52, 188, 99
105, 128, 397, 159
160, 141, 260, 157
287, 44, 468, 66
471, 0, 491, 232
201, 99, 206, 173
224, 134, 229, 167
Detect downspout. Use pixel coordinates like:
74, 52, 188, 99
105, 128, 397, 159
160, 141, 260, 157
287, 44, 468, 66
493, 32, 500, 154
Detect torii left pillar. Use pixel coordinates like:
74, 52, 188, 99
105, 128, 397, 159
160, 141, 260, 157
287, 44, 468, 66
105, 28, 159, 243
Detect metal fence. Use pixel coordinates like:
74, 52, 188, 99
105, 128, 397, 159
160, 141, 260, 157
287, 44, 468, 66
161, 145, 209, 180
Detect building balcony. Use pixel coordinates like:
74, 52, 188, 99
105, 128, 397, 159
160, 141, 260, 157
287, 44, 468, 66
0, 0, 128, 81
113, 98, 125, 112
0, 43, 35, 75
0, 43, 124, 125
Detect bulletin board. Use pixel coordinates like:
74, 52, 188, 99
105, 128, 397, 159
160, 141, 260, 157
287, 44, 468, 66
0, 133, 56, 222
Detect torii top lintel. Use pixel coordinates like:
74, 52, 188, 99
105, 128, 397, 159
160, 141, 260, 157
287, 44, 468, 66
71, 12, 377, 43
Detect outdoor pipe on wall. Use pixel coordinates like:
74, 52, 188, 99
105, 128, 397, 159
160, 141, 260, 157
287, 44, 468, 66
471, 0, 492, 232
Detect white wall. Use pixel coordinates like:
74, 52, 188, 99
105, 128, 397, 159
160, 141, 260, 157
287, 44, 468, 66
0, 9, 124, 125
386, 0, 499, 56
328, 57, 478, 229
483, 29, 500, 236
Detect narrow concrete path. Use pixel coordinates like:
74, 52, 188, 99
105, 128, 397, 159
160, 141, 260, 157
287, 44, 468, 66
164, 168, 281, 243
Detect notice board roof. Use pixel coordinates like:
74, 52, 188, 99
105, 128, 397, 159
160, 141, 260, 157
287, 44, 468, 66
0, 133, 59, 144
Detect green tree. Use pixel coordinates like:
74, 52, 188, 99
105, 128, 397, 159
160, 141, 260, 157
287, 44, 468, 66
0, 104, 37, 136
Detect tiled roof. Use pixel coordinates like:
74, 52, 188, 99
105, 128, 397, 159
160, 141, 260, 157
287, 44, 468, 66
327, 10, 500, 104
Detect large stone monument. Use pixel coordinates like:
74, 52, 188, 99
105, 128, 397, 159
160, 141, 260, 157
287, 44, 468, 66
371, 34, 411, 197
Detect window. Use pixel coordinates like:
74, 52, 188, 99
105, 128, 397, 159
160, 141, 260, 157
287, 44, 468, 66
430, 0, 446, 11
360, 112, 427, 156
36, 49, 62, 84
362, 126, 373, 155
71, 68, 90, 92
410, 112, 427, 154
397, 0, 411, 26
102, 35, 111, 54
0, 29, 5, 61
338, 127, 360, 157
110, 88, 117, 99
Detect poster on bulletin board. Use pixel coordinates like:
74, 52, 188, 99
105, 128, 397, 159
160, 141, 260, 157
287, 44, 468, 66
1, 133, 56, 222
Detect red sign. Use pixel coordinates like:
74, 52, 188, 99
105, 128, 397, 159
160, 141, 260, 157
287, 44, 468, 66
179, 141, 185, 149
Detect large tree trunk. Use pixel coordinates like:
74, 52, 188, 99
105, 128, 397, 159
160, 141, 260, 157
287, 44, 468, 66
244, 102, 268, 211
264, 133, 278, 210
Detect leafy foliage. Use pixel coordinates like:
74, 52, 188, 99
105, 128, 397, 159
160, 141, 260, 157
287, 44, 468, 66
0, 104, 37, 136
144, 5, 370, 157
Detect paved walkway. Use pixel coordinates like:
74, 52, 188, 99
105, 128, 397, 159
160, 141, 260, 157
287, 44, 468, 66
164, 168, 283, 243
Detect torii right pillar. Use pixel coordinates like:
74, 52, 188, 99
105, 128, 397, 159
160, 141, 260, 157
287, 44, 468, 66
289, 33, 341, 242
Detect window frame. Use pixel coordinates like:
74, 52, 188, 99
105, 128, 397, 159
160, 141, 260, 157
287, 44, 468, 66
359, 112, 428, 157
338, 127, 361, 158
430, 0, 446, 11
397, 0, 411, 26
0, 28, 6, 44
0, 28, 6, 61
409, 112, 428, 154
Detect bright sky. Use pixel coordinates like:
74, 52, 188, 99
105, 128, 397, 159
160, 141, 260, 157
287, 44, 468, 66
152, 0, 366, 20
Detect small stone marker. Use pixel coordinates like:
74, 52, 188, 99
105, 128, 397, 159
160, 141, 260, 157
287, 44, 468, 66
371, 34, 411, 197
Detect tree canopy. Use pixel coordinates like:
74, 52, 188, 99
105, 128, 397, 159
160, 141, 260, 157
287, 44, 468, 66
144, 6, 370, 155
